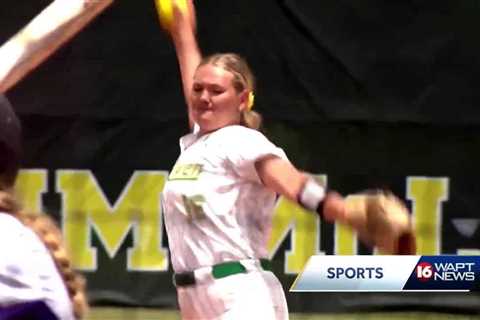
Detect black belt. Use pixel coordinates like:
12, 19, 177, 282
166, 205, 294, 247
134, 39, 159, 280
173, 259, 273, 287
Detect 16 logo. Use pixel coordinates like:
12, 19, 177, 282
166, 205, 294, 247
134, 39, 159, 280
416, 262, 433, 281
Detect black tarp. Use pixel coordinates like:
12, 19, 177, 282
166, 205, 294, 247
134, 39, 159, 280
1, 0, 479, 313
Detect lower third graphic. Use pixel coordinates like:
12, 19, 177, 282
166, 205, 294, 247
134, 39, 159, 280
290, 255, 480, 292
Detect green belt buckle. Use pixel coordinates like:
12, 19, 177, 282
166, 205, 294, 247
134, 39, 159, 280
212, 261, 246, 279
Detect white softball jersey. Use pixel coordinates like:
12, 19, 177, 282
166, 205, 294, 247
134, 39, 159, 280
162, 125, 289, 273
0, 212, 74, 320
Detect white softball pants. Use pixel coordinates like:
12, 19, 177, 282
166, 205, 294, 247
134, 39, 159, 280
176, 269, 289, 320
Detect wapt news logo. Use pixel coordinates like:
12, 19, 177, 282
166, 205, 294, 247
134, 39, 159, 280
404, 256, 480, 291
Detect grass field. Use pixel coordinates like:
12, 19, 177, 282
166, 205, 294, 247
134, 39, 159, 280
87, 308, 480, 320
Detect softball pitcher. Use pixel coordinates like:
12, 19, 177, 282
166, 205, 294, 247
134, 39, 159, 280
158, 1, 416, 319
158, 1, 347, 319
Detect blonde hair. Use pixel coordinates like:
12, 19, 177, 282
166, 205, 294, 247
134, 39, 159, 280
198, 53, 263, 130
0, 189, 88, 319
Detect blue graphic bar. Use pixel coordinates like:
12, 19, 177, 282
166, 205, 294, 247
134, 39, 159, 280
403, 255, 480, 291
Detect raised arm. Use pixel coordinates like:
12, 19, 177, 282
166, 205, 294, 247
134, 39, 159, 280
156, 0, 200, 129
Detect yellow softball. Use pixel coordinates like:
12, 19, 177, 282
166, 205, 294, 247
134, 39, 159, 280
154, 0, 188, 31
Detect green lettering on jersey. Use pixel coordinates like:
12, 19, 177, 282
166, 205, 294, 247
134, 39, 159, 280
169, 164, 203, 180
182, 194, 207, 221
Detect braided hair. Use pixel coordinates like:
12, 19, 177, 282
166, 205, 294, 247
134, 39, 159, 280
0, 94, 88, 319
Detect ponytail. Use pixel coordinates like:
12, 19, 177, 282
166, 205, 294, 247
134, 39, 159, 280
240, 110, 263, 130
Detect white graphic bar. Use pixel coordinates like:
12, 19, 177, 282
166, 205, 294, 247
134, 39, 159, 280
290, 255, 421, 292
